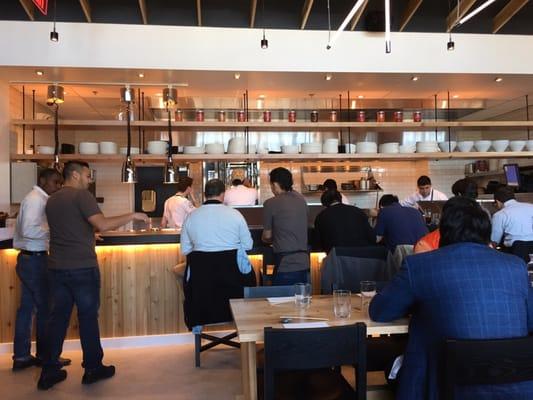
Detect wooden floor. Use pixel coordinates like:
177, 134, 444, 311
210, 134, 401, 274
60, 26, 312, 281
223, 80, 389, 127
0, 344, 393, 400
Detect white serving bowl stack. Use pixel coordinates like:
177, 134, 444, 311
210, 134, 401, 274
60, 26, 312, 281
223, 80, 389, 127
37, 145, 55, 154
510, 140, 526, 152
79, 142, 99, 154
147, 140, 168, 155
474, 140, 492, 152
356, 142, 377, 154
399, 144, 416, 154
228, 137, 246, 154
301, 142, 322, 154
205, 143, 225, 154
281, 145, 299, 154
492, 140, 509, 152
378, 142, 400, 154
322, 139, 339, 154
183, 146, 205, 154
438, 141, 457, 152
457, 141, 474, 152
119, 147, 140, 155
416, 141, 439, 153
99, 141, 118, 154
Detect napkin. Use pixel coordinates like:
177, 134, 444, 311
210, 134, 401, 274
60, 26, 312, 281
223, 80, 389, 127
283, 322, 329, 329
267, 297, 294, 305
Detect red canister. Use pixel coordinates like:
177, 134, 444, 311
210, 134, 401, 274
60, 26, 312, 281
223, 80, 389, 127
357, 111, 366, 122
288, 110, 296, 123
217, 110, 226, 122
175, 110, 183, 122
196, 109, 204, 122
413, 111, 422, 122
393, 111, 403, 122
237, 110, 246, 122
329, 110, 337, 122
377, 111, 386, 122
263, 110, 271, 122
311, 110, 319, 122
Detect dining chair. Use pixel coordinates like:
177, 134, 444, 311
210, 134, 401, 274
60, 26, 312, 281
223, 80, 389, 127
443, 335, 533, 400
261, 323, 367, 400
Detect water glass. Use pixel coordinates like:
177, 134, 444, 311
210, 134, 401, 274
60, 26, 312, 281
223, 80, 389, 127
333, 290, 351, 319
360, 280, 377, 311
294, 283, 312, 309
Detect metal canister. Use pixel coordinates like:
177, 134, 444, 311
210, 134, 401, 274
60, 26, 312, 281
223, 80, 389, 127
237, 110, 246, 122
357, 110, 366, 122
329, 110, 337, 122
311, 110, 319, 122
217, 110, 226, 122
393, 111, 403, 122
195, 109, 204, 122
377, 111, 386, 122
288, 110, 296, 123
413, 111, 422, 122
263, 110, 271, 122
175, 110, 183, 122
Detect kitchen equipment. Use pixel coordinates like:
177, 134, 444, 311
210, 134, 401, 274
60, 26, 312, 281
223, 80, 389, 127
359, 177, 370, 190
341, 183, 355, 190
307, 184, 319, 191
329, 111, 337, 122
438, 141, 457, 152
288, 110, 296, 122
120, 146, 140, 155
475, 160, 489, 172
474, 140, 492, 152
217, 110, 226, 122
510, 140, 526, 152
175, 110, 183, 121
492, 140, 509, 152
413, 111, 422, 122
237, 110, 246, 122
393, 111, 403, 122
310, 111, 319, 122
79, 142, 99, 154
357, 111, 366, 122
263, 110, 271, 122
457, 141, 474, 152
37, 145, 55, 154
147, 140, 168, 155
465, 163, 476, 174
195, 110, 204, 122
376, 111, 386, 122
99, 141, 118, 154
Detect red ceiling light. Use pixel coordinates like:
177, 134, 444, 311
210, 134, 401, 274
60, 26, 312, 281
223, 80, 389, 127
32, 0, 48, 15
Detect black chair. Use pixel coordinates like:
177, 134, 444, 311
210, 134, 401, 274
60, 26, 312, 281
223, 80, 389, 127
261, 323, 367, 400
444, 335, 533, 400
511, 240, 533, 263
183, 249, 256, 367
244, 285, 296, 299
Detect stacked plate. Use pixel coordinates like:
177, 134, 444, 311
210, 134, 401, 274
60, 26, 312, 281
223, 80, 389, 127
79, 142, 99, 154
183, 146, 205, 154
147, 140, 168, 155
322, 139, 339, 154
416, 141, 439, 153
378, 142, 399, 154
205, 143, 225, 154
399, 144, 416, 153
281, 145, 299, 154
301, 143, 322, 154
356, 142, 377, 154
99, 141, 118, 154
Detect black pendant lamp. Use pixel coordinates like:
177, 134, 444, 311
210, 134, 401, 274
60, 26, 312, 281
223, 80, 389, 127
47, 84, 64, 172
120, 86, 137, 183
163, 87, 178, 184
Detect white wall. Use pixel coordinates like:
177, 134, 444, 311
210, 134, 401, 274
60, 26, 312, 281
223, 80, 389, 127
0, 21, 532, 74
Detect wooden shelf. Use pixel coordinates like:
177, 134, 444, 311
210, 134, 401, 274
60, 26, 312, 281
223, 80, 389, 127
465, 170, 504, 178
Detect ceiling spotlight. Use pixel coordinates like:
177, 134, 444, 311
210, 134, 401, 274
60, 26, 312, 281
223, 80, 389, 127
358, 95, 364, 99
411, 76, 419, 82
261, 30, 268, 49
138, 73, 144, 78
36, 70, 44, 76
495, 77, 503, 83
447, 33, 455, 51
258, 94, 265, 99
325, 74, 333, 81
453, 94, 459, 99
234, 73, 241, 80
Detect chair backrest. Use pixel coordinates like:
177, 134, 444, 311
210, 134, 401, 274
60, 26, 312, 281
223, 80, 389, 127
444, 335, 533, 399
511, 240, 533, 263
264, 323, 367, 400
243, 285, 296, 299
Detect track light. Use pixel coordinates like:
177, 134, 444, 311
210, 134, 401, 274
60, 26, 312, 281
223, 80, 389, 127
261, 30, 268, 49
50, 0, 58, 42
325, 73, 332, 81
447, 38, 455, 51
385, 0, 391, 53
234, 73, 241, 80
495, 77, 503, 83
327, 0, 365, 50
411, 76, 419, 82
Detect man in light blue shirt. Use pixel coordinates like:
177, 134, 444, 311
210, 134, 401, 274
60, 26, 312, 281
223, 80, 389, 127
180, 179, 253, 271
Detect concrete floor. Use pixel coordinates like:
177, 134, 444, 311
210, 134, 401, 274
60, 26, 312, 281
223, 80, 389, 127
0, 344, 392, 400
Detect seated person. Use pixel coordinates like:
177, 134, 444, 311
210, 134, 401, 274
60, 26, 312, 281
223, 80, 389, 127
223, 178, 258, 206
322, 179, 349, 205
314, 189, 375, 253
370, 197, 533, 400
374, 194, 428, 252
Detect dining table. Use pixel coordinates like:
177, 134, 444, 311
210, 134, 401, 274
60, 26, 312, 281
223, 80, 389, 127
230, 294, 409, 400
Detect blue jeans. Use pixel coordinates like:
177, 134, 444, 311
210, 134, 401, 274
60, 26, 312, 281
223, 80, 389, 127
13, 252, 49, 360
43, 267, 103, 371
272, 270, 310, 286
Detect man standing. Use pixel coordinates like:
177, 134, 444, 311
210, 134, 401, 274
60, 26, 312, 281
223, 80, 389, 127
38, 161, 148, 390
223, 178, 258, 206
12, 168, 68, 371
161, 176, 197, 229
401, 175, 447, 208
262, 167, 310, 285
370, 197, 533, 400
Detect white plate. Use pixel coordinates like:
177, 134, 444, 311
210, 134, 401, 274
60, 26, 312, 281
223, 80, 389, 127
119, 147, 140, 155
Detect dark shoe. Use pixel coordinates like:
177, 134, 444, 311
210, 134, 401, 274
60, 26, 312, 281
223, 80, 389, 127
37, 369, 67, 390
12, 355, 40, 371
35, 356, 71, 367
82, 365, 115, 385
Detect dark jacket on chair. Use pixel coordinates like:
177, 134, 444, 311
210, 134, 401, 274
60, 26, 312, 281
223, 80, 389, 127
370, 242, 533, 400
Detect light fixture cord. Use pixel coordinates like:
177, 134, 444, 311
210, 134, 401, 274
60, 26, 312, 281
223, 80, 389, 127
53, 0, 57, 30
126, 102, 131, 158
262, 0, 266, 37
167, 108, 172, 158
54, 102, 59, 156
327, 0, 332, 45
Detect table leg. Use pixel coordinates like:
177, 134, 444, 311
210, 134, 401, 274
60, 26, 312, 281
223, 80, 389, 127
240, 341, 257, 400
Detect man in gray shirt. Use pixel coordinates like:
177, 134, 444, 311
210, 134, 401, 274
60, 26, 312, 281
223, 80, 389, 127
262, 167, 310, 285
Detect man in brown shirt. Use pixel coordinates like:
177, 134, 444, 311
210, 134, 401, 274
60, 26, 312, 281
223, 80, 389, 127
38, 161, 148, 390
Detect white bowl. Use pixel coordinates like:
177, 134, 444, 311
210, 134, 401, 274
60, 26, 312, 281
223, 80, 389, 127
119, 147, 140, 155
457, 141, 474, 152
99, 141, 118, 154
474, 140, 492, 152
79, 142, 99, 154
301, 143, 322, 154
322, 144, 338, 154
205, 143, 225, 154
147, 140, 168, 155
399, 144, 416, 154
510, 140, 526, 152
281, 145, 299, 154
183, 146, 205, 154
416, 141, 439, 153
37, 145, 55, 154
526, 140, 533, 151
438, 141, 457, 152
492, 140, 509, 152
356, 142, 377, 153
379, 142, 399, 154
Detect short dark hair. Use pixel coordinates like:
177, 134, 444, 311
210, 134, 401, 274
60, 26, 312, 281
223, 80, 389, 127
417, 175, 431, 186
176, 176, 193, 193
439, 197, 491, 247
39, 168, 61, 182
232, 179, 243, 186
62, 160, 90, 180
494, 186, 515, 203
321, 189, 342, 207
379, 194, 399, 208
451, 178, 478, 199
269, 167, 293, 192
322, 179, 338, 191
205, 179, 225, 198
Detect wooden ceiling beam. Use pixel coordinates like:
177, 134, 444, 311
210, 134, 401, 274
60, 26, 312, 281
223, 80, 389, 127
446, 0, 476, 32
493, 0, 529, 33
350, 0, 368, 31
79, 0, 92, 23
138, 0, 148, 25
399, 0, 423, 32
250, 0, 257, 28
300, 0, 314, 30
196, 0, 202, 27
18, 0, 35, 21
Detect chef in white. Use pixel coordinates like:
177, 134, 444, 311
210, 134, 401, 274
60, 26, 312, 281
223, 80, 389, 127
161, 176, 198, 229
401, 175, 448, 208
223, 179, 258, 206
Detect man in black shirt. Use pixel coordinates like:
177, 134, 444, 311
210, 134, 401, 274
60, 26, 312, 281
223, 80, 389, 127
314, 190, 375, 253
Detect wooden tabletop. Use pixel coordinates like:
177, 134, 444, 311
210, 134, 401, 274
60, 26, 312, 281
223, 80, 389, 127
230, 295, 409, 342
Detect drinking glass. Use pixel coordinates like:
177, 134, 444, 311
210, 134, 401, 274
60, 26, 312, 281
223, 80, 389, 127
360, 280, 377, 312
294, 283, 312, 309
333, 290, 351, 319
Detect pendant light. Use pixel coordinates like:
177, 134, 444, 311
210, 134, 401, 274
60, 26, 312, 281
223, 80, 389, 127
260, 0, 268, 49
163, 86, 178, 184
120, 86, 137, 183
47, 84, 64, 172
50, 0, 59, 42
